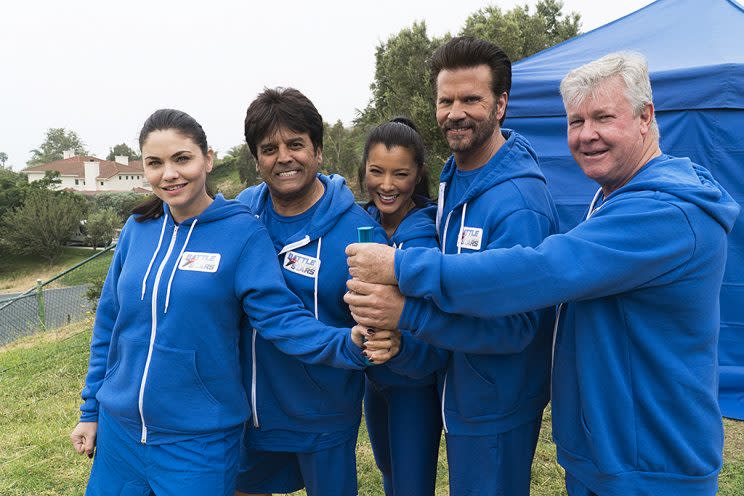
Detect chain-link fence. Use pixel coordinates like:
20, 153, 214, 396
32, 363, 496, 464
0, 246, 114, 347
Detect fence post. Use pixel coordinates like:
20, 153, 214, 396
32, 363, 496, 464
36, 279, 46, 330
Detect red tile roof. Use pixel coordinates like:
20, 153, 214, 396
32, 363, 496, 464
21, 155, 144, 180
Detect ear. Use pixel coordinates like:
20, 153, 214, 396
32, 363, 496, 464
639, 102, 655, 135
315, 146, 323, 165
205, 149, 215, 173
496, 92, 509, 122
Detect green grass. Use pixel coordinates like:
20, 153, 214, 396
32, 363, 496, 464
1, 323, 742, 495
0, 248, 113, 293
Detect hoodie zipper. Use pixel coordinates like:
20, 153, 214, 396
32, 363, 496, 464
251, 328, 259, 428
138, 224, 180, 443
551, 188, 604, 398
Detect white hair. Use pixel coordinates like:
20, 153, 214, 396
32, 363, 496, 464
560, 51, 658, 137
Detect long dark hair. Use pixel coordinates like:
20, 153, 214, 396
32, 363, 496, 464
358, 117, 431, 205
132, 109, 210, 222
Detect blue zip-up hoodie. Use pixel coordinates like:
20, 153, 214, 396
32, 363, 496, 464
364, 202, 449, 388
237, 174, 387, 437
395, 155, 741, 495
80, 195, 367, 445
389, 130, 559, 435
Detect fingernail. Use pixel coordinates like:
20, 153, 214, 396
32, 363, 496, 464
361, 343, 367, 350
367, 328, 376, 335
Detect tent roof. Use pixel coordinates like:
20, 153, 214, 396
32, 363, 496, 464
509, 0, 744, 117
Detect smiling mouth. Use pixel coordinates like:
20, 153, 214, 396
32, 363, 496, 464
277, 170, 301, 178
582, 150, 608, 157
162, 184, 186, 191
377, 192, 399, 204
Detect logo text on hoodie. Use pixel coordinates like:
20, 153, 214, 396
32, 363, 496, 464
283, 251, 320, 278
178, 252, 221, 273
458, 226, 483, 251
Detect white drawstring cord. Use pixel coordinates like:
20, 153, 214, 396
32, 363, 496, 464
141, 213, 168, 300
164, 219, 197, 313
313, 237, 322, 319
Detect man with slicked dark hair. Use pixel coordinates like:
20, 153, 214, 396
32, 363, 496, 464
345, 37, 560, 496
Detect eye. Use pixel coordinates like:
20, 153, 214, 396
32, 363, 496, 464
569, 119, 583, 127
175, 155, 190, 163
146, 159, 161, 168
395, 172, 410, 178
464, 96, 481, 103
261, 146, 277, 155
289, 142, 304, 150
438, 98, 452, 106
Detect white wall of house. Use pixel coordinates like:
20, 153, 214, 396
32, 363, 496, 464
25, 171, 150, 192
25, 172, 80, 189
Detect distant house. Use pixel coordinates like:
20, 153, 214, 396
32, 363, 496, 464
20, 150, 152, 194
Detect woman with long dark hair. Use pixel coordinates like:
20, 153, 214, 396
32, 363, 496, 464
70, 109, 397, 496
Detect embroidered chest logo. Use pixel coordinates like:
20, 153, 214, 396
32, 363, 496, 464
283, 251, 320, 278
457, 226, 483, 251
178, 252, 221, 273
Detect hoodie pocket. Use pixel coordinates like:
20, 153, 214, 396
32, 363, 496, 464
142, 343, 220, 432
451, 352, 529, 418
96, 337, 148, 423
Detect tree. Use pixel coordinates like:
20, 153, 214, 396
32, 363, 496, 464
106, 143, 141, 162
27, 128, 88, 166
0, 167, 28, 219
359, 1, 581, 180
225, 145, 259, 186
0, 188, 85, 263
358, 22, 450, 178
0, 152, 7, 167
322, 120, 366, 196
460, 0, 581, 61
92, 191, 148, 222
86, 208, 120, 250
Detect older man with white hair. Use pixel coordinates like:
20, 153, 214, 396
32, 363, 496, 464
344, 52, 741, 495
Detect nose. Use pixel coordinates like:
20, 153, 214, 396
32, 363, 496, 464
277, 144, 292, 164
380, 174, 395, 192
578, 120, 598, 142
162, 162, 180, 181
448, 100, 466, 121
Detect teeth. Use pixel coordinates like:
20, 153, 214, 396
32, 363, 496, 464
163, 184, 185, 191
379, 193, 398, 202
278, 171, 299, 177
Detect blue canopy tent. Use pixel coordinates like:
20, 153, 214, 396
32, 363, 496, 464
505, 0, 744, 419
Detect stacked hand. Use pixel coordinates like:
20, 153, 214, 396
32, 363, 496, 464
346, 243, 405, 364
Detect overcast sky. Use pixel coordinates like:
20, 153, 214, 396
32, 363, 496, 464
0, 0, 653, 170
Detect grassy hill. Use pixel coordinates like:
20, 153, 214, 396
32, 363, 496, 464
0, 323, 742, 495
0, 248, 113, 294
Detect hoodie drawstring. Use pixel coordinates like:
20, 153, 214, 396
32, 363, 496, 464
164, 219, 197, 313
313, 237, 322, 319
457, 203, 469, 254
141, 213, 169, 300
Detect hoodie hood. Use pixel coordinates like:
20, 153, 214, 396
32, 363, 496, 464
237, 174, 356, 248
608, 155, 740, 233
440, 129, 547, 207
367, 201, 438, 247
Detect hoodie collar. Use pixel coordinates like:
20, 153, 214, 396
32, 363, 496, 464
439, 129, 546, 208
239, 174, 356, 246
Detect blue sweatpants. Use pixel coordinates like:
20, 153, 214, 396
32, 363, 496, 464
86, 409, 242, 496
445, 415, 542, 496
364, 378, 442, 496
235, 436, 358, 496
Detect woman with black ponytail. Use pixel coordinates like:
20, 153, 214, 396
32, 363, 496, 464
358, 117, 448, 496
